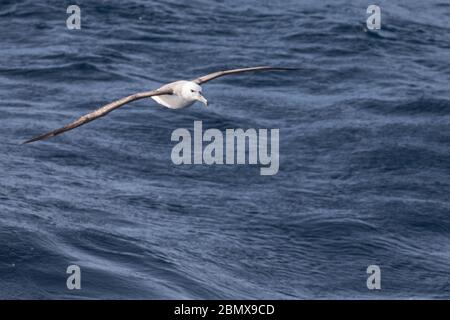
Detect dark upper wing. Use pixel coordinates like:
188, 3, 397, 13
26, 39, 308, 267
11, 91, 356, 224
23, 88, 173, 144
192, 66, 298, 85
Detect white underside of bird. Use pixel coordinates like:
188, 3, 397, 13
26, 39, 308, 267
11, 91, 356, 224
151, 80, 208, 109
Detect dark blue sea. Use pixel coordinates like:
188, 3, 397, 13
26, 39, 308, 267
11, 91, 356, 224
0, 0, 449, 299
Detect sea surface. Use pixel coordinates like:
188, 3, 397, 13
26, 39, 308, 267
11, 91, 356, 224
0, 0, 449, 299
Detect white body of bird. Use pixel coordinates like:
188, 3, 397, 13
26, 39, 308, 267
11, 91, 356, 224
152, 81, 207, 109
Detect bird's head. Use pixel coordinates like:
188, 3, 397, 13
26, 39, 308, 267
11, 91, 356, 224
181, 82, 208, 107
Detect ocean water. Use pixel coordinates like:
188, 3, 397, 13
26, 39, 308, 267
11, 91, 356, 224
0, 0, 449, 299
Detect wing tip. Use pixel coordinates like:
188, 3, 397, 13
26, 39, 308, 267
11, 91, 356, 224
22, 132, 53, 144
22, 138, 41, 145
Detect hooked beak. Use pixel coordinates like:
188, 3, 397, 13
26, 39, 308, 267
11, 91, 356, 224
197, 94, 208, 107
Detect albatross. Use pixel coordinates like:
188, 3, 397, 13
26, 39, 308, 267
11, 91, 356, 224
23, 66, 295, 144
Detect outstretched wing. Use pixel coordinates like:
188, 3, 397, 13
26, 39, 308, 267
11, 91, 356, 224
23, 88, 173, 144
193, 66, 298, 85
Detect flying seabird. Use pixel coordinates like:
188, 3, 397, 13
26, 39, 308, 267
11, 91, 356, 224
23, 66, 295, 144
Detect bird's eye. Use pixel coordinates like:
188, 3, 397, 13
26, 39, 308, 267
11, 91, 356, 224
190, 89, 195, 92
